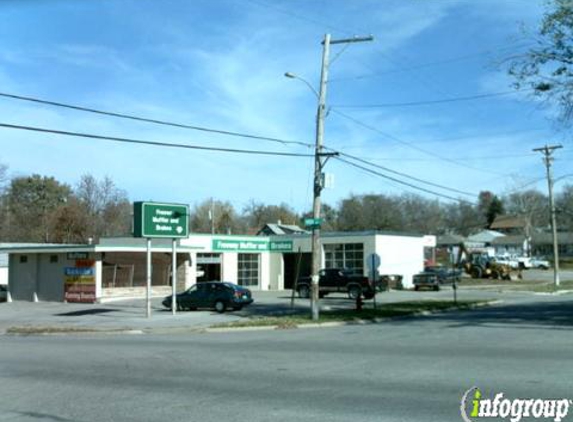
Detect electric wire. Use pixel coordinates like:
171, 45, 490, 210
0, 123, 314, 157
325, 148, 476, 197
330, 42, 535, 82
0, 92, 314, 149
332, 89, 533, 109
0, 90, 479, 201
331, 109, 512, 177
335, 156, 475, 204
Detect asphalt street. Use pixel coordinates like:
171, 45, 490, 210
1, 293, 572, 422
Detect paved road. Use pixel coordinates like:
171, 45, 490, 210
1, 294, 572, 422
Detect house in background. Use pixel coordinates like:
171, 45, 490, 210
466, 230, 505, 252
531, 232, 573, 258
257, 223, 309, 236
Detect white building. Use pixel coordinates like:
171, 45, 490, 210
1, 231, 435, 302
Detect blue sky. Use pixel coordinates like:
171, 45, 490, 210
0, 0, 569, 213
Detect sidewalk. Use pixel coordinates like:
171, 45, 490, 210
0, 288, 524, 335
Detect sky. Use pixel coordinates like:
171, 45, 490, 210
0, 0, 570, 214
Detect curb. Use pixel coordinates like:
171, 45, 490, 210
1, 300, 502, 336
202, 300, 501, 334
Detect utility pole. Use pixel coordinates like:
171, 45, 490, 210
309, 33, 373, 321
533, 144, 562, 288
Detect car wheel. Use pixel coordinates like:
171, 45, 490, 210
348, 285, 362, 300
434, 285, 440, 291
214, 300, 226, 313
414, 285, 419, 291
298, 285, 310, 299
471, 267, 482, 279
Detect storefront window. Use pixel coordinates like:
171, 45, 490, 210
324, 243, 364, 273
238, 253, 259, 287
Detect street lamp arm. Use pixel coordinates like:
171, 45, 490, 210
284, 72, 320, 99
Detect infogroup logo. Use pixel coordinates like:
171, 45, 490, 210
460, 387, 572, 422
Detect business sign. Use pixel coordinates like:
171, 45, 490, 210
270, 241, 293, 252
212, 239, 293, 253
64, 267, 96, 303
67, 252, 88, 260
133, 201, 189, 238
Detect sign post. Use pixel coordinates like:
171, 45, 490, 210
368, 253, 381, 310
134, 202, 189, 318
146, 238, 151, 318
172, 238, 177, 315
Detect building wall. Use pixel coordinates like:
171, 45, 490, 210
268, 253, 283, 290
0, 267, 7, 286
37, 253, 67, 301
9, 254, 37, 301
0, 252, 8, 285
375, 235, 426, 288
222, 252, 238, 283
259, 252, 270, 290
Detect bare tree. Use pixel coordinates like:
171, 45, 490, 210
191, 199, 244, 234
75, 174, 131, 241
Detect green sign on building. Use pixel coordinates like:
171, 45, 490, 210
133, 202, 189, 238
212, 239, 293, 252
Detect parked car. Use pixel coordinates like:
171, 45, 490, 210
424, 265, 462, 284
493, 255, 520, 269
296, 268, 382, 300
162, 281, 253, 313
414, 266, 461, 291
0, 285, 6, 302
512, 255, 532, 269
530, 256, 550, 270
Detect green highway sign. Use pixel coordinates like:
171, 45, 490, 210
133, 202, 189, 238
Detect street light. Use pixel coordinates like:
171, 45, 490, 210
284, 72, 320, 99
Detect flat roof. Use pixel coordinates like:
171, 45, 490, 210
0, 239, 201, 254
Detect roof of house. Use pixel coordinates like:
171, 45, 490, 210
436, 233, 465, 246
490, 215, 528, 230
257, 223, 309, 236
467, 229, 505, 243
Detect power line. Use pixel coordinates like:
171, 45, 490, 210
331, 109, 512, 177
335, 156, 475, 204
330, 42, 535, 82
0, 90, 488, 199
332, 89, 532, 109
0, 123, 314, 157
0, 91, 314, 149
349, 152, 537, 161
327, 149, 476, 197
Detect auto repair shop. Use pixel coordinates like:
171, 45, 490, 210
1, 230, 435, 302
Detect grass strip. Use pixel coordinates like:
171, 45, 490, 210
6, 326, 123, 335
211, 300, 488, 329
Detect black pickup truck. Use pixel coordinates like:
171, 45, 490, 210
296, 268, 380, 300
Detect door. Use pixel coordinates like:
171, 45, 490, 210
194, 283, 211, 307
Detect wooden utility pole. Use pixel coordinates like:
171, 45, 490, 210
533, 144, 562, 288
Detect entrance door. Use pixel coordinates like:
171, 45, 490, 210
197, 253, 222, 282
283, 252, 312, 289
